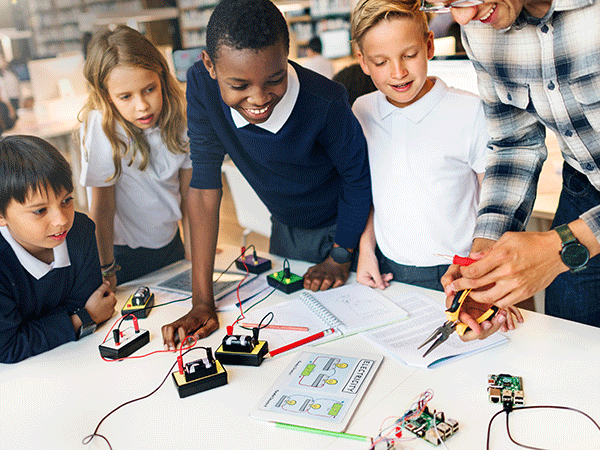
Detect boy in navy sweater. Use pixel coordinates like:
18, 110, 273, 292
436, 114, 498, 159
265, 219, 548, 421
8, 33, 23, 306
162, 0, 372, 348
0, 135, 116, 363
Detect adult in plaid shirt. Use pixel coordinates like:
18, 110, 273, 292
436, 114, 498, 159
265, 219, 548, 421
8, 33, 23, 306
438, 0, 600, 338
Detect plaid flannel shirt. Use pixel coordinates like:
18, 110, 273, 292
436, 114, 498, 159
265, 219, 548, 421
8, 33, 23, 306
462, 0, 600, 243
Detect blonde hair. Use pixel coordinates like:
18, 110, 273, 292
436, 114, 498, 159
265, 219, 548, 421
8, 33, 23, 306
79, 25, 188, 180
351, 0, 429, 49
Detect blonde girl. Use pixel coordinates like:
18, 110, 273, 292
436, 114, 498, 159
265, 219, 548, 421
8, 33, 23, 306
79, 25, 191, 287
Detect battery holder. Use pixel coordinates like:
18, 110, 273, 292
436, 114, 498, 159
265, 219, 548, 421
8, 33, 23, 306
98, 326, 150, 359
216, 333, 269, 366
235, 254, 272, 274
172, 359, 227, 398
121, 286, 155, 319
267, 269, 304, 294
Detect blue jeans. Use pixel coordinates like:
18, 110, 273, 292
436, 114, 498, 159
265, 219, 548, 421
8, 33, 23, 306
114, 231, 185, 285
546, 162, 600, 327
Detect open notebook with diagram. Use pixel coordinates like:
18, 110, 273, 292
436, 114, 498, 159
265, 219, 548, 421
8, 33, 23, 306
242, 283, 408, 350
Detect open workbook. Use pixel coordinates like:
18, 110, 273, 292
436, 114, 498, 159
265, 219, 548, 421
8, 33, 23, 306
360, 290, 509, 369
242, 284, 408, 351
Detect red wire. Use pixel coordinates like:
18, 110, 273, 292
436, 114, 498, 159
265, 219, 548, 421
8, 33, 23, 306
100, 333, 197, 363
228, 247, 250, 331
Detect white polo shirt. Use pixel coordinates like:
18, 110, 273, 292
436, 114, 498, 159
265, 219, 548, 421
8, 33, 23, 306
353, 78, 489, 266
0, 226, 70, 279
80, 110, 192, 249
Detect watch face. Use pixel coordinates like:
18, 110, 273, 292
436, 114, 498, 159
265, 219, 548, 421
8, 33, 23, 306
562, 243, 590, 269
330, 247, 352, 264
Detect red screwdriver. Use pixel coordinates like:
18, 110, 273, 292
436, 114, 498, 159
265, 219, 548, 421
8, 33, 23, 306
434, 253, 477, 267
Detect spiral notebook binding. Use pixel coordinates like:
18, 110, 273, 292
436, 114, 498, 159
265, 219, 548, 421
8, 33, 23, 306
299, 292, 343, 329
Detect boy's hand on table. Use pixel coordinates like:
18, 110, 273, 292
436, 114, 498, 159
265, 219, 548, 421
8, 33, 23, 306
356, 250, 392, 289
303, 257, 350, 291
85, 280, 117, 324
161, 303, 219, 350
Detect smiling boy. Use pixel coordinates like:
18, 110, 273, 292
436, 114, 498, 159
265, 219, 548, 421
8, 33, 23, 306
0, 135, 116, 363
161, 0, 372, 347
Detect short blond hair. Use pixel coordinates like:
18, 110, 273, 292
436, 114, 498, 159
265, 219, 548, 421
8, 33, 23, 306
351, 0, 429, 49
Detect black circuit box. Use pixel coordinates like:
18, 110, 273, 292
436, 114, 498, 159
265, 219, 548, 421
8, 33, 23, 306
235, 255, 272, 274
267, 270, 304, 294
172, 360, 228, 398
216, 339, 269, 366
98, 327, 150, 359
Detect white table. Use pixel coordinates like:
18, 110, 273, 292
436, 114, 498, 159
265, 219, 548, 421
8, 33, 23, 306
1, 246, 599, 450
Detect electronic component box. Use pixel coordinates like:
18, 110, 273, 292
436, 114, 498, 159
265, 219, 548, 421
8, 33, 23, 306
98, 326, 150, 359
172, 349, 228, 398
215, 334, 269, 366
235, 254, 272, 274
121, 286, 154, 319
267, 269, 303, 294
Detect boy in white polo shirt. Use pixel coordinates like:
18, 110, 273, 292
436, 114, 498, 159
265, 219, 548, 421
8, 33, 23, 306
351, 0, 488, 292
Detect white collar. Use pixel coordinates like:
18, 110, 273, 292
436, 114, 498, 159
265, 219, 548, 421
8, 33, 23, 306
230, 62, 300, 133
0, 226, 71, 280
378, 77, 447, 123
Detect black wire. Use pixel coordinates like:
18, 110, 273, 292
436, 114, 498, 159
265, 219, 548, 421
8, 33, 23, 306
487, 405, 600, 450
144, 295, 192, 311
257, 311, 274, 329
83, 346, 210, 449
213, 245, 255, 284
237, 287, 277, 329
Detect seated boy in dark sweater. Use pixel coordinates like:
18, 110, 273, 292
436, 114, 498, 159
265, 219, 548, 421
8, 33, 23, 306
161, 0, 372, 348
0, 135, 116, 363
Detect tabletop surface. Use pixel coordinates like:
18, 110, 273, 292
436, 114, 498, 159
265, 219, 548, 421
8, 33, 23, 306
1, 246, 599, 450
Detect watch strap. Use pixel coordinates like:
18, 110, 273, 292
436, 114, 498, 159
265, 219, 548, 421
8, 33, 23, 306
74, 308, 96, 340
555, 223, 577, 246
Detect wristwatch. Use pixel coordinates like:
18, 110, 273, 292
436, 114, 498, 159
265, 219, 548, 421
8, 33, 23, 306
73, 308, 97, 340
329, 246, 353, 264
555, 223, 589, 273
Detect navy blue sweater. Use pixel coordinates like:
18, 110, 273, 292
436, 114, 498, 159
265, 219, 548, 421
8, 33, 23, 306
187, 60, 372, 250
0, 212, 102, 363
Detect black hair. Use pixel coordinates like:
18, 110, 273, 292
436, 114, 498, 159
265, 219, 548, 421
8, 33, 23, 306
206, 0, 290, 62
332, 63, 378, 106
0, 135, 73, 215
308, 36, 322, 54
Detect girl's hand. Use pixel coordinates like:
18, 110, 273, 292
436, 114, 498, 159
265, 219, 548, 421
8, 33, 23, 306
357, 249, 392, 289
85, 280, 117, 324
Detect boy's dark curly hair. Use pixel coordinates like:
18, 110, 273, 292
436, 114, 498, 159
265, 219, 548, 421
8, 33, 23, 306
206, 0, 289, 62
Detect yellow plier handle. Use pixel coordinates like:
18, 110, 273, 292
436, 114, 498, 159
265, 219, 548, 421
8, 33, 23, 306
445, 289, 500, 336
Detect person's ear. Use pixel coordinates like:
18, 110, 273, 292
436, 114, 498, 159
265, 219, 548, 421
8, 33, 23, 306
0, 213, 7, 227
202, 50, 217, 80
426, 31, 435, 60
357, 50, 370, 76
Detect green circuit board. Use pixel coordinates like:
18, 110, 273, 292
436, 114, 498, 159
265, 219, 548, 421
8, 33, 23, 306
402, 407, 459, 446
487, 373, 524, 406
